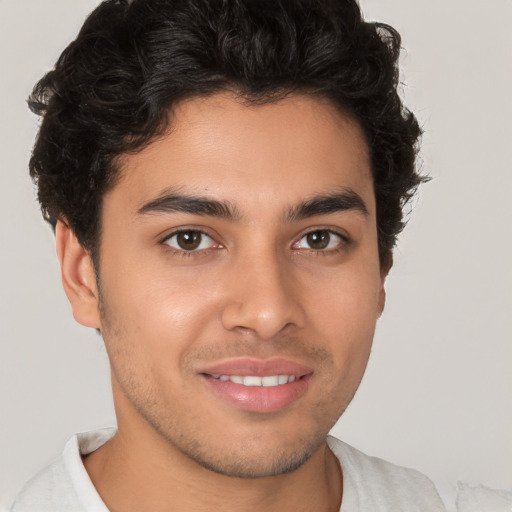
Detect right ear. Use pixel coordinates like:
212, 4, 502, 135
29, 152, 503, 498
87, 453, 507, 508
55, 220, 101, 329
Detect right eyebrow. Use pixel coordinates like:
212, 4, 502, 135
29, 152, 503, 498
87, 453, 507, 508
137, 192, 241, 221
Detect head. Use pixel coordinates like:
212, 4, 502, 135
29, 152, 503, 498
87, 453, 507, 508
29, 0, 422, 270
29, 0, 423, 478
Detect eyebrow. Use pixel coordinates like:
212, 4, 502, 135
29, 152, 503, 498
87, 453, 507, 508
138, 191, 240, 220
137, 187, 368, 222
286, 189, 368, 222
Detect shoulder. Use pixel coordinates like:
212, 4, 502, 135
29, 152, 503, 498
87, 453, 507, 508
454, 482, 512, 512
9, 429, 114, 512
327, 436, 446, 512
9, 436, 85, 512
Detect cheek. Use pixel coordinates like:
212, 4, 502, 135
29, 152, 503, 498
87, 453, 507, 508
308, 263, 382, 330
98, 253, 220, 375
305, 265, 381, 365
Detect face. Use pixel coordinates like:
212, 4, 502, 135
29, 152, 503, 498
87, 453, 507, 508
89, 93, 387, 477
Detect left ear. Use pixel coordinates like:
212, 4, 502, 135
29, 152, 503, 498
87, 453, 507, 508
378, 252, 393, 316
55, 220, 101, 329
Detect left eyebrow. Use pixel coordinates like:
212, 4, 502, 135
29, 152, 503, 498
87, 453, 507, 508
286, 189, 369, 222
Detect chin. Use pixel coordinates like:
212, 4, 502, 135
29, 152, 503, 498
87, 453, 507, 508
189, 445, 315, 479
172, 429, 327, 479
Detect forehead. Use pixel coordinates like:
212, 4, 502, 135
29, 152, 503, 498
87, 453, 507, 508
110, 93, 374, 217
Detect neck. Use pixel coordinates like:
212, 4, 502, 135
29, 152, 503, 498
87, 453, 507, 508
83, 406, 342, 512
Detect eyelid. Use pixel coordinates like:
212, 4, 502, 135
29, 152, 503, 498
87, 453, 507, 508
161, 228, 221, 252
158, 225, 349, 254
292, 228, 349, 251
159, 224, 220, 243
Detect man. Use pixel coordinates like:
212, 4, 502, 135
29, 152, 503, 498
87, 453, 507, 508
6, 0, 455, 510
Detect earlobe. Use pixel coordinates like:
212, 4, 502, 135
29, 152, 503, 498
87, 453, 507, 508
378, 252, 393, 316
378, 285, 386, 317
55, 220, 101, 328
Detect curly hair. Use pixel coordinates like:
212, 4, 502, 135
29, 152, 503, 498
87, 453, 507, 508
28, 0, 424, 267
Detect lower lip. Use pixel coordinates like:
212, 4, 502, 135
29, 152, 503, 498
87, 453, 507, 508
201, 375, 311, 413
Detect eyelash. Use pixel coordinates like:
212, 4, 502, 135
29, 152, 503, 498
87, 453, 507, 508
160, 228, 350, 257
293, 229, 350, 255
161, 229, 219, 257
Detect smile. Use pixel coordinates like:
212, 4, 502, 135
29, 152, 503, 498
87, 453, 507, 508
199, 358, 312, 413
208, 374, 297, 387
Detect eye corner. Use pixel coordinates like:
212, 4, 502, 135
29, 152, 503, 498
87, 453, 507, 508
293, 228, 350, 252
161, 228, 220, 253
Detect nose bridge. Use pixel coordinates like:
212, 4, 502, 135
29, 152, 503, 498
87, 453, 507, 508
221, 243, 305, 339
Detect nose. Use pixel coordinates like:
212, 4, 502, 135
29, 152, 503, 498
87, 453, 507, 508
220, 248, 306, 340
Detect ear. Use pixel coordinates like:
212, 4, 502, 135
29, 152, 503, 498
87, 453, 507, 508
378, 251, 393, 316
55, 220, 101, 328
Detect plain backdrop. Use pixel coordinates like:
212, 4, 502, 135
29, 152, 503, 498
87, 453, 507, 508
1, 0, 511, 509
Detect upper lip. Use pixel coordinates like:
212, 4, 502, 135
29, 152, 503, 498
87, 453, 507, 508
198, 357, 313, 378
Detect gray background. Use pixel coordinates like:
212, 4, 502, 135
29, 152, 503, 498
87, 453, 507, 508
1, 0, 511, 509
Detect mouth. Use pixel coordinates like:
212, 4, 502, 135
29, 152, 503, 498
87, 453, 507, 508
207, 374, 298, 386
198, 358, 313, 413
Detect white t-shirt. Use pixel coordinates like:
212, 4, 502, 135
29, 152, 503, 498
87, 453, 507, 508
8, 429, 510, 512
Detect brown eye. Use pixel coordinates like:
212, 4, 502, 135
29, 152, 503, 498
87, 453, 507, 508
294, 229, 344, 251
176, 231, 201, 250
306, 230, 331, 250
164, 230, 215, 251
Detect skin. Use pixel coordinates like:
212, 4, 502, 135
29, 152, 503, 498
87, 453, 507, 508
56, 93, 389, 512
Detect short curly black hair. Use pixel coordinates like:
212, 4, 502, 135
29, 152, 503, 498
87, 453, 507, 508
28, 0, 423, 267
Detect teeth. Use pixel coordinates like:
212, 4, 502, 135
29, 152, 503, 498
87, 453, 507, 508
262, 375, 278, 387
244, 376, 262, 386
210, 374, 298, 387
